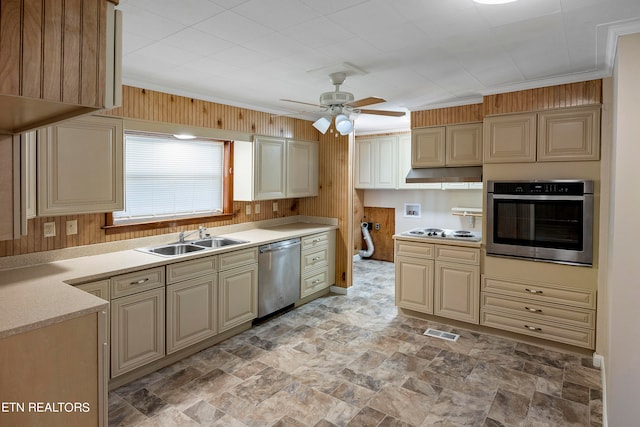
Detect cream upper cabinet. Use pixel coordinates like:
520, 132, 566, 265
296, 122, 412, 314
412, 123, 482, 168
484, 106, 601, 163
397, 134, 442, 190
411, 126, 446, 167
445, 123, 483, 166
0, 135, 18, 241
537, 106, 601, 162
254, 136, 286, 200
234, 137, 318, 201
354, 135, 397, 189
483, 113, 537, 163
37, 115, 123, 216
287, 139, 318, 198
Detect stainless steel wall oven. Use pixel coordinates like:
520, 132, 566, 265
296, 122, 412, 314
486, 180, 594, 266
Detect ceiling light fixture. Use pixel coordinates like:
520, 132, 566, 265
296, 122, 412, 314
335, 114, 353, 135
312, 116, 331, 134
473, 0, 518, 4
173, 133, 197, 140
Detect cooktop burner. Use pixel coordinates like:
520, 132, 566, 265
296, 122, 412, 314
400, 228, 481, 242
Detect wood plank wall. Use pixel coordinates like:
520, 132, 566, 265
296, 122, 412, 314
361, 207, 395, 262
299, 130, 352, 287
411, 103, 484, 127
0, 85, 319, 257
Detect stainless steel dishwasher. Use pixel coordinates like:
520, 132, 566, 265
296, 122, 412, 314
257, 238, 301, 318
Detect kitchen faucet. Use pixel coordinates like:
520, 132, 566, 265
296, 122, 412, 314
179, 226, 206, 243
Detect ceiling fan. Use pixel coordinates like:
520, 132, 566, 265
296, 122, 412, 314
281, 72, 406, 135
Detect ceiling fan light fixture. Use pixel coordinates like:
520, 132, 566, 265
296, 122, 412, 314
312, 116, 331, 134
335, 114, 353, 135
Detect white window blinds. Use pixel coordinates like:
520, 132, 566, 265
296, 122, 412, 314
113, 133, 224, 224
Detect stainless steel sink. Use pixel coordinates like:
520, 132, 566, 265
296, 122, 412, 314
190, 237, 248, 248
138, 236, 249, 257
146, 244, 206, 256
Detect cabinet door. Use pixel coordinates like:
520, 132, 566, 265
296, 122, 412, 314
411, 127, 446, 167
434, 261, 479, 324
254, 136, 286, 200
167, 275, 218, 354
537, 106, 600, 162
0, 135, 18, 241
37, 115, 123, 215
374, 136, 397, 188
218, 263, 258, 332
287, 139, 318, 197
395, 255, 434, 313
111, 288, 165, 377
483, 113, 536, 163
354, 138, 374, 188
446, 123, 482, 166
397, 134, 442, 189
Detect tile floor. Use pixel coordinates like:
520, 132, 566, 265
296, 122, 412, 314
108, 259, 603, 426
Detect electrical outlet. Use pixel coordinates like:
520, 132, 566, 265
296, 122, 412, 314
255, 204, 261, 214
245, 205, 252, 215
375, 223, 380, 230
66, 219, 78, 235
43, 222, 56, 237
272, 202, 278, 212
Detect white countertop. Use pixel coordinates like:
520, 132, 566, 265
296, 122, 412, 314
0, 222, 336, 339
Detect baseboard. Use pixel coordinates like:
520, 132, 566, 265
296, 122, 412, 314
593, 352, 607, 427
330, 285, 348, 295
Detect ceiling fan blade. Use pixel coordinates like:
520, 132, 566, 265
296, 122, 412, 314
280, 99, 324, 108
359, 109, 406, 117
346, 96, 386, 108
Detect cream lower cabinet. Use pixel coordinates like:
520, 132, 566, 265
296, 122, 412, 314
218, 247, 259, 332
395, 240, 435, 313
37, 115, 124, 215
110, 267, 165, 378
166, 255, 219, 354
301, 231, 336, 298
433, 245, 480, 324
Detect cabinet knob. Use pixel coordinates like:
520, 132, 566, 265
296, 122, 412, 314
524, 325, 542, 332
130, 278, 149, 285
524, 288, 543, 294
524, 306, 542, 313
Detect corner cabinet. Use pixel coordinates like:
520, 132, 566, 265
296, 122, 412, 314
483, 106, 601, 163
234, 137, 318, 201
37, 115, 124, 215
0, 0, 122, 134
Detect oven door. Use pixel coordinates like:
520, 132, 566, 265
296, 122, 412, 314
486, 194, 593, 265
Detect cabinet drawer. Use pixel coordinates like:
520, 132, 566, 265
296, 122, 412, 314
219, 247, 258, 271
301, 270, 329, 298
482, 276, 596, 309
480, 310, 594, 349
395, 240, 434, 259
481, 293, 595, 329
435, 245, 480, 265
111, 267, 165, 299
301, 232, 329, 250
166, 255, 218, 284
301, 247, 328, 273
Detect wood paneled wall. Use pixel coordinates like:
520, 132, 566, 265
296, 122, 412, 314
0, 86, 318, 257
483, 80, 602, 115
361, 207, 395, 262
411, 103, 484, 128
299, 130, 352, 288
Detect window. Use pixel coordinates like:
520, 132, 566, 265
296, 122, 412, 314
108, 132, 232, 229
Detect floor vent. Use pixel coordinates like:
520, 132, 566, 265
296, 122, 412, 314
424, 328, 460, 342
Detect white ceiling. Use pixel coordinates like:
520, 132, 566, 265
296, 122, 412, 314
117, 0, 640, 134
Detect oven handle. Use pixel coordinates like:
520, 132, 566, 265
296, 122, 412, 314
490, 194, 586, 201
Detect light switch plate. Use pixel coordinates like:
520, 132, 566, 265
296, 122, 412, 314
44, 222, 56, 237
66, 219, 78, 235
255, 204, 260, 214
246, 205, 252, 215
272, 202, 278, 212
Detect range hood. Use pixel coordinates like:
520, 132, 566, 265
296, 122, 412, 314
405, 166, 483, 183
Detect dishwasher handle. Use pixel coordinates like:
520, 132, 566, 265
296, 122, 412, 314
259, 240, 301, 253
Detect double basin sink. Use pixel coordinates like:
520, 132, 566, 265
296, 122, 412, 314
138, 237, 249, 257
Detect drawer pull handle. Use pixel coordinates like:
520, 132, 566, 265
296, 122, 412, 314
311, 256, 321, 261
524, 325, 542, 332
312, 239, 321, 243
312, 279, 321, 284
525, 288, 543, 294
524, 306, 542, 313
130, 278, 149, 285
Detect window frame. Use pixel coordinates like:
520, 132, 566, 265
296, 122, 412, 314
103, 133, 234, 235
